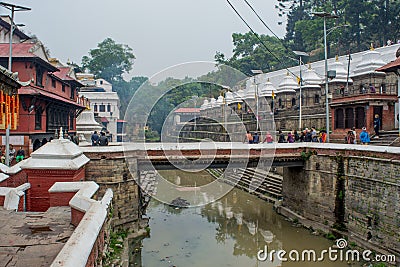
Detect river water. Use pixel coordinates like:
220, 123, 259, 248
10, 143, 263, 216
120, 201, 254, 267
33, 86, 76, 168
130, 170, 362, 267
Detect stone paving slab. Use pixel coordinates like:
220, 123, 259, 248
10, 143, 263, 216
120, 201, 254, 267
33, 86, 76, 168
0, 207, 74, 267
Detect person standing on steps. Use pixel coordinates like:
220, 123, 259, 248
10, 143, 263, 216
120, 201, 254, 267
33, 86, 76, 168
373, 114, 381, 138
360, 127, 371, 145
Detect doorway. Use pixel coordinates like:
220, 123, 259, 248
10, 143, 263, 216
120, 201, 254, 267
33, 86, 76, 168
373, 106, 383, 129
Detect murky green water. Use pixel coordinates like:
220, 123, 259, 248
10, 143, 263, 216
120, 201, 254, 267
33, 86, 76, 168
131, 170, 362, 267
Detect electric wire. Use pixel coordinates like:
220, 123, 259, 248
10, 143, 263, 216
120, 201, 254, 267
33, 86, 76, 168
226, 0, 298, 78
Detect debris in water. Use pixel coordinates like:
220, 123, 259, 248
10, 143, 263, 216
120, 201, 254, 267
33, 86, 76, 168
169, 197, 190, 207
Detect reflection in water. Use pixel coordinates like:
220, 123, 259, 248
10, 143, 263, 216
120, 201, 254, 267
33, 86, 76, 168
131, 170, 361, 267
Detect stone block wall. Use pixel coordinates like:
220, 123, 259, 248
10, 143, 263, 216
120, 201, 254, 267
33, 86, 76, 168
282, 152, 400, 258
85, 156, 140, 231
345, 157, 400, 255
282, 155, 337, 226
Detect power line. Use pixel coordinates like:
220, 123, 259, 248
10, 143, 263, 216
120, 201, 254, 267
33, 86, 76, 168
242, 0, 291, 53
242, 0, 281, 41
226, 0, 297, 78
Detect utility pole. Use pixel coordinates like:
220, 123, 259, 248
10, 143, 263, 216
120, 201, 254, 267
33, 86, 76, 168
0, 2, 30, 166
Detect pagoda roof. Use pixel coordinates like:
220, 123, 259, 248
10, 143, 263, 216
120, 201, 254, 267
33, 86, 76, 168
352, 49, 386, 77
376, 56, 400, 73
0, 43, 58, 72
19, 86, 85, 109
277, 73, 298, 93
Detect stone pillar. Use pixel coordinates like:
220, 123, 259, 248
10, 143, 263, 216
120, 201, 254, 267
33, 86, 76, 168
20, 132, 90, 212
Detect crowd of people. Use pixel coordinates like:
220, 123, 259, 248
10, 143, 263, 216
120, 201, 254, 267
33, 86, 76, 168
243, 114, 381, 146
0, 144, 25, 166
244, 127, 327, 144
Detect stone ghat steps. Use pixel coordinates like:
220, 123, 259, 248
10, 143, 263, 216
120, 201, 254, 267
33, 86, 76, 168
369, 130, 400, 146
208, 168, 283, 200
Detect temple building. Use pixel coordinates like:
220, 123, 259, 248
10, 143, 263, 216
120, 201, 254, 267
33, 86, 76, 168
76, 73, 121, 142
197, 44, 400, 142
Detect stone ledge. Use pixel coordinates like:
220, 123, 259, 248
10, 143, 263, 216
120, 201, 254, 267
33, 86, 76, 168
0, 183, 30, 210
50, 182, 113, 267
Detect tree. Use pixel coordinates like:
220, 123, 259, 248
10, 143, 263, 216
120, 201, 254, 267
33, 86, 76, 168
81, 38, 135, 82
215, 32, 289, 76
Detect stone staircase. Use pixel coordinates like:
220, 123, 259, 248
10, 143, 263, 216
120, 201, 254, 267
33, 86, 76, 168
370, 130, 400, 147
139, 170, 158, 212
207, 168, 283, 202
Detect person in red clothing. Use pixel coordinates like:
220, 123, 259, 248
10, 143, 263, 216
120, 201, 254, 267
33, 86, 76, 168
263, 132, 274, 143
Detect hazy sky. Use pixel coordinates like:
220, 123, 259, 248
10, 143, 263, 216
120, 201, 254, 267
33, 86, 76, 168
4, 0, 286, 78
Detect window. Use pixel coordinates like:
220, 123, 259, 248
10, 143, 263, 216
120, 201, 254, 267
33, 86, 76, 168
99, 104, 105, 112
345, 108, 354, 128
62, 84, 65, 92
107, 104, 111, 112
291, 98, 296, 107
36, 66, 44, 87
94, 104, 98, 112
100, 80, 103, 85
35, 107, 42, 130
314, 94, 320, 104
51, 79, 56, 88
335, 109, 344, 129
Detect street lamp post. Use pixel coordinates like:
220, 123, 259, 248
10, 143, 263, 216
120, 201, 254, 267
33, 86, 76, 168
251, 70, 263, 131
0, 2, 30, 166
293, 51, 309, 131
313, 12, 338, 142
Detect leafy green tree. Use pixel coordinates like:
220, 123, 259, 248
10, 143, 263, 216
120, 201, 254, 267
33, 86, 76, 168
114, 76, 148, 118
215, 32, 290, 76
81, 38, 135, 82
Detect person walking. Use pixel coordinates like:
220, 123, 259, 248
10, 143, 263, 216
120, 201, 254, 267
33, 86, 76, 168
373, 114, 381, 138
91, 131, 99, 146
359, 127, 371, 145
16, 147, 25, 163
98, 132, 109, 146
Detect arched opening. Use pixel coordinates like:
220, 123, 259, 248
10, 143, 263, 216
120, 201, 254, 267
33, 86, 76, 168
291, 98, 296, 107
33, 139, 41, 151
41, 138, 48, 146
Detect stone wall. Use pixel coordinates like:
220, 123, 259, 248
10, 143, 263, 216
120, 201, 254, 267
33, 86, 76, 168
84, 154, 140, 231
345, 156, 400, 256
281, 150, 400, 259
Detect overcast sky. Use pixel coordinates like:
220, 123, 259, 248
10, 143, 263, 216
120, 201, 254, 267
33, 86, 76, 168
4, 0, 286, 78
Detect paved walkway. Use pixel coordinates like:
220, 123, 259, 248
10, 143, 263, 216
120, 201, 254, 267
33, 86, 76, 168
0, 207, 74, 267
